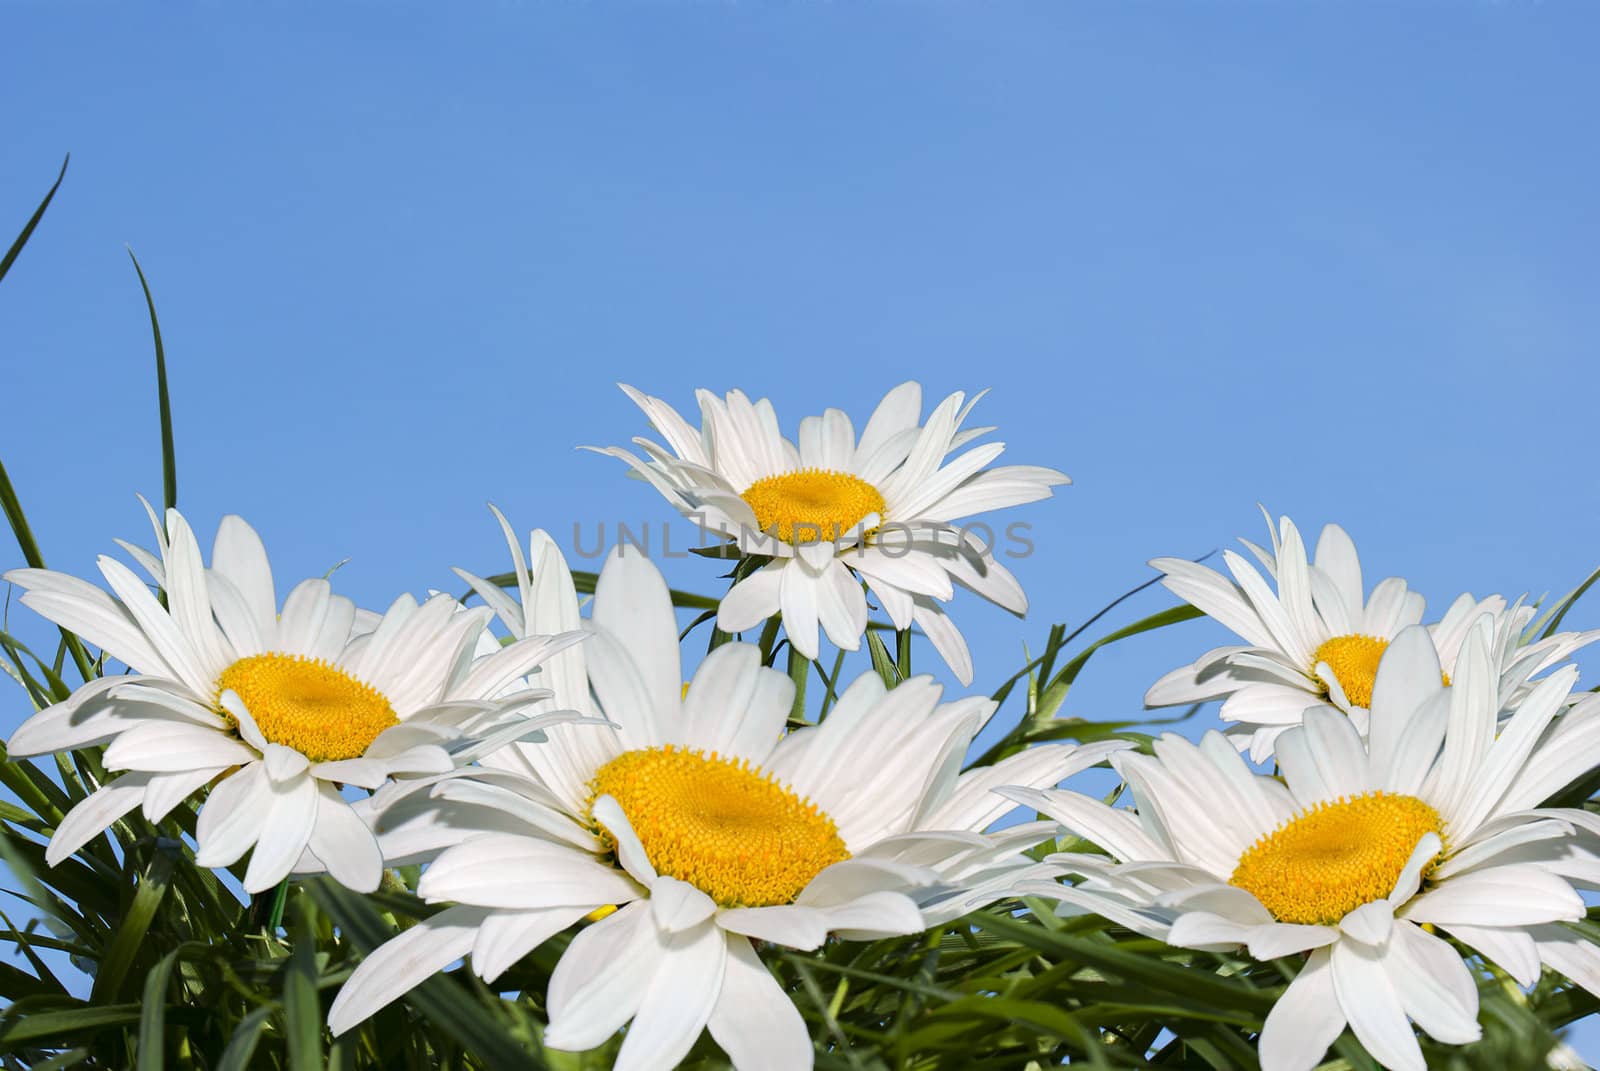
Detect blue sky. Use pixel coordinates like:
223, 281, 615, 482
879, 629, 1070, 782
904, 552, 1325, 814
4, 0, 1598, 1056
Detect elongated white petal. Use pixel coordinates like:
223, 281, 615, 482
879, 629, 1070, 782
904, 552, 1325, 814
1259, 947, 1344, 1071
545, 901, 661, 1052
102, 720, 255, 773
470, 906, 590, 983
613, 921, 726, 1071
419, 834, 640, 910
651, 875, 718, 933
143, 766, 226, 822
716, 904, 829, 950
1330, 939, 1425, 1071
706, 935, 810, 1071
1386, 921, 1480, 1045
243, 773, 319, 892
305, 784, 384, 893
194, 763, 270, 867
47, 773, 152, 864
328, 905, 491, 1034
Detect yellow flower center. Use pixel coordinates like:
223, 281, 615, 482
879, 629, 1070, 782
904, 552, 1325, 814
1229, 792, 1442, 925
216, 653, 399, 763
588, 745, 849, 907
1312, 634, 1388, 708
740, 469, 886, 544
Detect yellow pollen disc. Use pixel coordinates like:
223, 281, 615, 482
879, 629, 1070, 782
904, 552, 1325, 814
216, 653, 398, 763
588, 745, 849, 907
1311, 634, 1388, 709
740, 469, 886, 544
1229, 792, 1443, 925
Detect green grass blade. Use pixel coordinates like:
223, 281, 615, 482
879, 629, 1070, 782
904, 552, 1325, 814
127, 250, 178, 515
0, 1002, 144, 1045
91, 847, 175, 1003
135, 945, 184, 1069
0, 460, 96, 679
0, 154, 68, 288
215, 1004, 276, 1071
1538, 564, 1600, 640
466, 569, 718, 611
285, 895, 327, 1071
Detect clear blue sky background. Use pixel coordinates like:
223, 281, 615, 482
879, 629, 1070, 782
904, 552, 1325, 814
3, 1, 1598, 1057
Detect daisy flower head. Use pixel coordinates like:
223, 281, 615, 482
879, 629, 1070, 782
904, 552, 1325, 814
1009, 621, 1600, 1071
4, 505, 586, 893
585, 382, 1070, 684
1147, 511, 1600, 762
328, 539, 1128, 1070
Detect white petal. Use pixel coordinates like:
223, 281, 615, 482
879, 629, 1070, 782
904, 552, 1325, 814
1386, 921, 1480, 1045
680, 643, 790, 761
7, 569, 163, 676
193, 763, 271, 867
102, 719, 255, 773
1368, 625, 1447, 782
911, 597, 973, 686
1338, 900, 1394, 947
613, 922, 726, 1071
545, 901, 660, 1051
1259, 947, 1345, 1071
419, 833, 640, 910
717, 562, 785, 634
1330, 939, 1425, 1071
46, 773, 152, 864
1151, 557, 1273, 650
591, 547, 681, 726
142, 766, 225, 822
651, 875, 718, 933
243, 773, 320, 892
211, 514, 278, 646
7, 676, 134, 756
1442, 922, 1542, 987
779, 562, 821, 660
327, 905, 490, 1034
304, 784, 383, 893
920, 741, 1132, 833
1401, 865, 1582, 927
815, 558, 868, 652
1245, 923, 1338, 959
592, 795, 659, 886
816, 890, 924, 941
470, 906, 590, 982
262, 743, 311, 784
716, 904, 829, 950
706, 935, 810, 1071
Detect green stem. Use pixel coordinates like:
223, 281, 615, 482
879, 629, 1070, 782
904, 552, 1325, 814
266, 879, 291, 934
757, 616, 782, 665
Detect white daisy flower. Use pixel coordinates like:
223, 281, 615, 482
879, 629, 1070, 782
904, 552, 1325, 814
3, 506, 585, 894
1145, 512, 1598, 761
327, 539, 1127, 1070
1008, 622, 1600, 1071
586, 382, 1069, 684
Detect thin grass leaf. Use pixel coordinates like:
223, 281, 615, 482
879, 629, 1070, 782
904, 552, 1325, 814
0, 155, 67, 288
127, 250, 178, 515
285, 895, 326, 1071
135, 945, 185, 1069
91, 847, 176, 1003
215, 1003, 276, 1071
1538, 564, 1600, 640
0, 1002, 144, 1045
